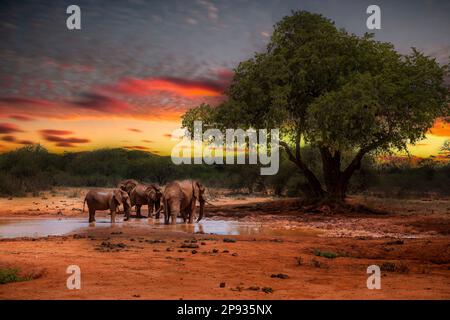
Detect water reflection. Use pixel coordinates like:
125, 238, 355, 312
0, 217, 317, 238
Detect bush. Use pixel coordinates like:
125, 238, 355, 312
0, 268, 30, 284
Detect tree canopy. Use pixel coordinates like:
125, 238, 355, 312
182, 10, 449, 201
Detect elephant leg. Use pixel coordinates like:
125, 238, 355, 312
189, 200, 196, 224
136, 204, 142, 218
154, 202, 160, 219
110, 209, 116, 223
88, 208, 96, 222
124, 209, 130, 221
165, 199, 179, 225
171, 202, 180, 225
147, 202, 153, 218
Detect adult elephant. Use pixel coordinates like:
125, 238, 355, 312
130, 184, 162, 218
83, 189, 131, 223
159, 180, 206, 224
117, 179, 139, 194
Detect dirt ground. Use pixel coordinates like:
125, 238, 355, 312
0, 188, 449, 299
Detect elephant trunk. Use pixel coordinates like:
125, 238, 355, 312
154, 202, 163, 215
196, 199, 205, 222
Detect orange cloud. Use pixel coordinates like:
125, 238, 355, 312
111, 77, 225, 98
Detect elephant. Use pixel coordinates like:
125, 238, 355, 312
83, 189, 131, 223
118, 179, 139, 195
129, 184, 162, 218
157, 180, 206, 224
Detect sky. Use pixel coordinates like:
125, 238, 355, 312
0, 0, 449, 157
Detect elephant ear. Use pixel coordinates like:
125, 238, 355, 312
113, 189, 123, 204
193, 181, 204, 200
120, 190, 132, 208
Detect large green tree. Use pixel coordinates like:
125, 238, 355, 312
182, 11, 449, 201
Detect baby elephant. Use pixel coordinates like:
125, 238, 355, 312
83, 189, 132, 223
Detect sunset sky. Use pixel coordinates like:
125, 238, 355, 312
0, 0, 449, 157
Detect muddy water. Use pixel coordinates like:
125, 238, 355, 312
0, 217, 319, 239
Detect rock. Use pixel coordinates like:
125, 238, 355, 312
191, 250, 198, 254
247, 286, 260, 291
232, 253, 238, 257
212, 249, 219, 253
262, 287, 273, 294
219, 282, 226, 288
180, 243, 199, 249
223, 250, 229, 253
270, 273, 289, 279
223, 238, 236, 243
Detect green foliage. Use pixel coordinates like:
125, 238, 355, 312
0, 144, 449, 197
314, 249, 346, 259
181, 10, 449, 199
0, 268, 30, 284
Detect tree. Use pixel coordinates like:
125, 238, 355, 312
182, 11, 449, 202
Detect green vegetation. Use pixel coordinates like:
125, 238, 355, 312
314, 249, 347, 259
0, 268, 31, 284
0, 144, 449, 197
182, 11, 449, 202
380, 262, 410, 273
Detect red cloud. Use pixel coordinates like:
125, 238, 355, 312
43, 135, 90, 144
18, 140, 34, 145
1, 135, 16, 142
128, 128, 142, 133
39, 129, 74, 135
0, 69, 232, 122
9, 115, 35, 121
112, 78, 221, 97
142, 139, 153, 143
40, 130, 90, 148
0, 123, 24, 134
0, 135, 33, 145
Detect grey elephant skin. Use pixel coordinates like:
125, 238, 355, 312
160, 180, 206, 224
83, 189, 131, 223
130, 184, 162, 218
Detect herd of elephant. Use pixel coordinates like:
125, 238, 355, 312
83, 179, 206, 225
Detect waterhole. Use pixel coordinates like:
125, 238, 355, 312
0, 217, 319, 239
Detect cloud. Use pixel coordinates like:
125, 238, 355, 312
110, 76, 227, 98
71, 92, 131, 112
39, 129, 74, 136
0, 69, 233, 121
1, 135, 16, 142
0, 97, 54, 107
9, 115, 35, 121
40, 130, 90, 148
42, 135, 90, 144
18, 140, 34, 145
0, 135, 33, 145
0, 123, 24, 134
142, 139, 153, 143
128, 128, 142, 133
